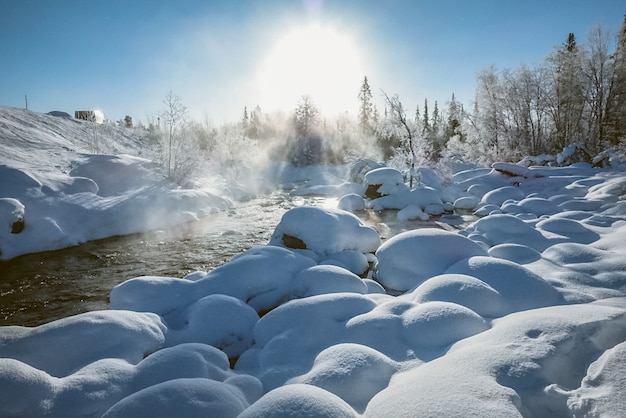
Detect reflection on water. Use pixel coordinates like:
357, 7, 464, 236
0, 193, 473, 327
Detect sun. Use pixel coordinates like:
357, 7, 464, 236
256, 22, 365, 117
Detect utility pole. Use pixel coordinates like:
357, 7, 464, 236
25, 94, 28, 110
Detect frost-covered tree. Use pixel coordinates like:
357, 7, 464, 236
160, 91, 187, 179
475, 66, 506, 157
605, 14, 626, 145
582, 24, 616, 149
545, 32, 586, 150
358, 76, 374, 133
422, 98, 430, 133
382, 91, 422, 186
445, 93, 461, 140
294, 95, 320, 137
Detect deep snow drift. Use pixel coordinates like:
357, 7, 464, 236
0, 107, 233, 260
1, 107, 626, 417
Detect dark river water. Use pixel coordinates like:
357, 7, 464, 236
0, 192, 470, 327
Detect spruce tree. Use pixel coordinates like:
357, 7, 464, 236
606, 12, 626, 144
446, 93, 461, 139
358, 76, 374, 133
422, 98, 430, 133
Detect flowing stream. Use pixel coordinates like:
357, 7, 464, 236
0, 192, 471, 327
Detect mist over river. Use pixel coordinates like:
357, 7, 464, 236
1, 192, 467, 326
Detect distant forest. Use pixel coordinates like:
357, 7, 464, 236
111, 15, 626, 185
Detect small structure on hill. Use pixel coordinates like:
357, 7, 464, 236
75, 110, 98, 121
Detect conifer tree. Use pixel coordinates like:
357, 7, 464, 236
446, 93, 461, 139
422, 98, 430, 133
358, 76, 374, 133
606, 12, 626, 144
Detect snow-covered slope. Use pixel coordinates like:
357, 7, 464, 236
0, 106, 230, 259
2, 106, 626, 416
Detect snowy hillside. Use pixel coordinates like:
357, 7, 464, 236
0, 106, 230, 259
1, 105, 626, 416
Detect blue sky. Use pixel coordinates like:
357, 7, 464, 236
0, 0, 624, 124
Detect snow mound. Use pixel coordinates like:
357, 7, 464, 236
268, 206, 381, 270
287, 343, 399, 413
564, 339, 626, 417
0, 310, 166, 377
401, 301, 490, 347
374, 229, 488, 291
102, 378, 250, 418
481, 185, 526, 206
445, 256, 565, 314
408, 273, 506, 318
464, 214, 550, 251
238, 383, 358, 418
363, 167, 406, 197
291, 265, 368, 297
337, 193, 366, 211
111, 245, 316, 315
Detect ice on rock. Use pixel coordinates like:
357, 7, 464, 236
287, 343, 399, 413
374, 229, 488, 292
408, 273, 506, 318
238, 383, 358, 418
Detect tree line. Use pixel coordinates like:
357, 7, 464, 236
137, 15, 626, 185
363, 16, 626, 169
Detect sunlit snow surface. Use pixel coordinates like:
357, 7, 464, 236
1, 107, 626, 417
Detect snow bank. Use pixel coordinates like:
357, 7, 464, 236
268, 206, 380, 274
3, 108, 626, 416
375, 229, 487, 291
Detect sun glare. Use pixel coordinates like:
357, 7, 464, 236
256, 22, 365, 117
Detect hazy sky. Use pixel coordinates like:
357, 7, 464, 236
1, 0, 624, 124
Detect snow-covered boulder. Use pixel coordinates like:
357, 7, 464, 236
374, 229, 488, 292
363, 167, 407, 199
407, 273, 506, 318
480, 185, 526, 206
0, 197, 25, 234
287, 343, 399, 413
338, 193, 366, 211
268, 206, 381, 273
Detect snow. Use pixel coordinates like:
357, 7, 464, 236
2, 106, 626, 416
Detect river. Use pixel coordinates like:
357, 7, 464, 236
0, 192, 471, 327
